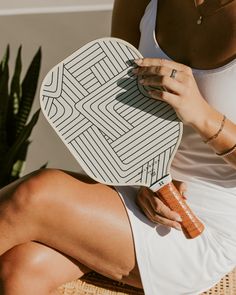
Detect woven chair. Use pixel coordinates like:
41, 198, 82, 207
58, 268, 236, 295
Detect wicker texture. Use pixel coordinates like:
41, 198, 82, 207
202, 268, 236, 295
58, 268, 236, 295
58, 272, 144, 295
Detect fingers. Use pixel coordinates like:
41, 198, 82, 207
133, 64, 187, 84
133, 58, 192, 105
132, 57, 206, 129
172, 180, 188, 200
133, 65, 172, 77
134, 58, 192, 74
133, 56, 193, 84
139, 75, 184, 94
133, 65, 184, 82
148, 88, 180, 109
136, 187, 182, 230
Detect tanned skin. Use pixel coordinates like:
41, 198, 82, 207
0, 1, 235, 294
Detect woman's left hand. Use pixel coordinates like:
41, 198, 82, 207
133, 58, 211, 126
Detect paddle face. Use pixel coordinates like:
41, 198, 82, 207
40, 37, 183, 188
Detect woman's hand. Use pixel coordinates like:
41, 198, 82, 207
133, 58, 211, 126
136, 181, 187, 230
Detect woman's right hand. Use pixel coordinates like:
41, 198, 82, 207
136, 181, 187, 231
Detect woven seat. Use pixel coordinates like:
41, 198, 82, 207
58, 268, 236, 295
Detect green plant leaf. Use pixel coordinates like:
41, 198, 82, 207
40, 162, 48, 169
10, 139, 30, 181
0, 46, 10, 162
17, 139, 31, 161
7, 46, 22, 146
0, 46, 44, 188
0, 44, 10, 75
11, 160, 25, 180
10, 45, 22, 114
16, 47, 41, 136
0, 109, 40, 187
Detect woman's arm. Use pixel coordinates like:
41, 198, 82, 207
111, 0, 150, 48
191, 106, 236, 168
111, 1, 186, 230
133, 57, 236, 169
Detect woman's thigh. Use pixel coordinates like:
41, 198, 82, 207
10, 169, 143, 288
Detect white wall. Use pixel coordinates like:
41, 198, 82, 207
0, 4, 113, 175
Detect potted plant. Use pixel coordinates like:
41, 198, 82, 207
0, 45, 42, 188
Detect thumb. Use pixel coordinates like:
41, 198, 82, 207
172, 180, 188, 200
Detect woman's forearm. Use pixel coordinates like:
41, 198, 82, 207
190, 106, 236, 169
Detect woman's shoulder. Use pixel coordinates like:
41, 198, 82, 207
111, 0, 151, 48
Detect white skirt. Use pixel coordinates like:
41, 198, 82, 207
115, 178, 236, 295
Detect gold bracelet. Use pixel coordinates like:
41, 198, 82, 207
203, 115, 226, 144
216, 143, 236, 157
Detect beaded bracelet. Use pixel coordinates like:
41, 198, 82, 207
203, 115, 226, 144
216, 143, 236, 157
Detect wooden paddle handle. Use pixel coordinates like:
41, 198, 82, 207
157, 182, 205, 239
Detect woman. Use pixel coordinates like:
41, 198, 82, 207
0, 0, 235, 294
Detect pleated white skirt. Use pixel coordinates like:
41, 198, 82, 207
115, 179, 236, 295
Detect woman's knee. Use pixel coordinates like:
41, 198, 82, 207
9, 169, 64, 214
0, 243, 52, 289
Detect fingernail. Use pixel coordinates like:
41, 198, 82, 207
182, 192, 188, 200
149, 89, 161, 94
175, 215, 182, 222
134, 59, 142, 65
175, 224, 182, 231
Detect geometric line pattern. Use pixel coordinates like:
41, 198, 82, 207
40, 37, 183, 187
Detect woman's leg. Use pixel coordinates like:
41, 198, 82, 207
0, 241, 91, 295
0, 169, 142, 293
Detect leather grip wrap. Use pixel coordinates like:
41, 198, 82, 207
157, 182, 205, 239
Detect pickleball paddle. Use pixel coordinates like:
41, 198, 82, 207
40, 37, 204, 239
